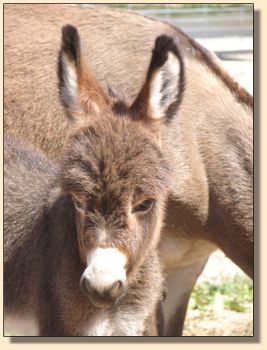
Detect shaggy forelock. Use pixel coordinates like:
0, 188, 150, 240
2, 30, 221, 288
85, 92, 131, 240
60, 115, 171, 200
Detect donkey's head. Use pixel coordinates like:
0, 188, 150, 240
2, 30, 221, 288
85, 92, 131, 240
58, 25, 184, 308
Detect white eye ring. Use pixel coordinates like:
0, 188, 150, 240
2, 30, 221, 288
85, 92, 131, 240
132, 199, 155, 216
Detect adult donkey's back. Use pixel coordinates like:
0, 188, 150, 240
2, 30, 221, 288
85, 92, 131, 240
4, 4, 253, 336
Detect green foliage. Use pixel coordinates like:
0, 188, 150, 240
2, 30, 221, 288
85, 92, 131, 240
108, 4, 252, 11
189, 275, 253, 313
109, 4, 250, 9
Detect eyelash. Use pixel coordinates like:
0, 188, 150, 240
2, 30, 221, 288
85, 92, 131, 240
72, 195, 155, 216
72, 196, 84, 211
132, 199, 155, 215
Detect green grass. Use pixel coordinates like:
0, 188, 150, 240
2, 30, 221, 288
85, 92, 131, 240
189, 275, 253, 314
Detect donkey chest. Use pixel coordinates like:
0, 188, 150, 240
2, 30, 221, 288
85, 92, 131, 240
82, 310, 113, 336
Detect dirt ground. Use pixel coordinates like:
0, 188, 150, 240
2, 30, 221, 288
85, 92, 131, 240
184, 309, 253, 336
183, 250, 253, 336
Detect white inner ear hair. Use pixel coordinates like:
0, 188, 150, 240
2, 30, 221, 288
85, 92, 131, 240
149, 52, 180, 120
61, 53, 78, 107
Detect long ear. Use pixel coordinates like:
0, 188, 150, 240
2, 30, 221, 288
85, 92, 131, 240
130, 35, 185, 126
58, 25, 109, 122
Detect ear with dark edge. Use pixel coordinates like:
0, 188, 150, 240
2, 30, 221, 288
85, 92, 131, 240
58, 25, 109, 122
130, 35, 185, 126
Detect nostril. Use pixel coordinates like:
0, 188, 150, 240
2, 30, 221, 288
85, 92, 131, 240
110, 280, 124, 298
113, 281, 120, 290
79, 275, 89, 297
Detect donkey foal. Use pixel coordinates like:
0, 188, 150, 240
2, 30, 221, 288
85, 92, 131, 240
4, 25, 184, 336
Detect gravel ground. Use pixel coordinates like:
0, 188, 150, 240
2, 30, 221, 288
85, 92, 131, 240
183, 250, 253, 336
184, 308, 253, 336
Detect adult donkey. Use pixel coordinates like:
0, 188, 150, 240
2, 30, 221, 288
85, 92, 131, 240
4, 5, 253, 336
4, 27, 185, 336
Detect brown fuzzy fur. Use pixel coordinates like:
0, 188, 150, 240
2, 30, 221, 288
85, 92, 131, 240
4, 5, 253, 336
4, 27, 185, 336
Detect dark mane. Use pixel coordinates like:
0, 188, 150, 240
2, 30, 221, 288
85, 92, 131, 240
138, 11, 253, 109
184, 32, 253, 108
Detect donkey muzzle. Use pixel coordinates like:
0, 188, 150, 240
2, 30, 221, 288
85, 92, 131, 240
80, 274, 125, 308
79, 247, 127, 308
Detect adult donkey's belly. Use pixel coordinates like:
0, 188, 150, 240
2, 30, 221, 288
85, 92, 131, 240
157, 195, 217, 336
159, 233, 216, 336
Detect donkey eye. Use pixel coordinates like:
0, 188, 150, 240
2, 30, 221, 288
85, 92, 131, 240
72, 195, 84, 211
132, 199, 155, 215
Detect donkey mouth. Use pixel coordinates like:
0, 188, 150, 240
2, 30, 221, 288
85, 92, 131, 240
79, 276, 124, 309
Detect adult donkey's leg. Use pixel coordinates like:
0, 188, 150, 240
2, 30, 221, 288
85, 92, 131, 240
159, 258, 209, 336
158, 234, 216, 336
